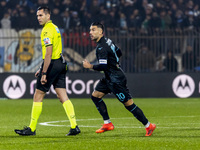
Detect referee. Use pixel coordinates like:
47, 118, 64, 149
15, 6, 80, 136
83, 22, 156, 136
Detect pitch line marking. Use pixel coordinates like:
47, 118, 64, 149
39, 116, 200, 128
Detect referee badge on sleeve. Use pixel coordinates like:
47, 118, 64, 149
43, 38, 51, 45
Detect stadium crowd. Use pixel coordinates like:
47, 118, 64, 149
1, 0, 200, 31
0, 0, 200, 73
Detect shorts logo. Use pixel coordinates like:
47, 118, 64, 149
3, 75, 26, 99
43, 38, 51, 45
172, 74, 195, 98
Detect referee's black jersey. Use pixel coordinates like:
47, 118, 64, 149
96, 36, 125, 83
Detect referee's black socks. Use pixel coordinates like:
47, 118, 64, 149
91, 96, 110, 120
125, 103, 148, 126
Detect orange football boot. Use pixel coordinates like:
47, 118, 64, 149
145, 123, 156, 136
96, 123, 114, 133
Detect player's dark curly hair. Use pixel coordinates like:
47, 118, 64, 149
37, 6, 51, 15
91, 22, 104, 33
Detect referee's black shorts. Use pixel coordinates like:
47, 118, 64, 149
95, 77, 132, 103
36, 58, 67, 92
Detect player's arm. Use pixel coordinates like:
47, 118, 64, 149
116, 48, 122, 58
92, 59, 107, 71
92, 46, 108, 71
113, 43, 122, 58
82, 59, 107, 71
83, 46, 108, 71
83, 48, 108, 71
41, 46, 52, 84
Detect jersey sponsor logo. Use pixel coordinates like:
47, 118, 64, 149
172, 74, 195, 98
3, 75, 26, 99
99, 59, 107, 64
43, 38, 51, 45
30, 77, 100, 95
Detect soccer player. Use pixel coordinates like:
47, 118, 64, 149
14, 6, 80, 136
83, 22, 156, 136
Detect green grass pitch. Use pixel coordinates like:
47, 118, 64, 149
0, 98, 199, 150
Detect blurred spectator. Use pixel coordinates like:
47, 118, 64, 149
148, 11, 162, 30
163, 50, 178, 72
0, 0, 7, 20
128, 9, 143, 29
43, 0, 51, 6
28, 7, 40, 29
171, 9, 184, 29
98, 7, 109, 25
36, 0, 43, 7
72, 0, 84, 13
80, 0, 87, 12
6, 0, 19, 9
89, 0, 100, 19
182, 45, 197, 72
71, 11, 81, 28
61, 0, 73, 12
63, 9, 72, 31
141, 15, 151, 30
135, 45, 156, 72
156, 60, 167, 72
107, 10, 118, 30
193, 3, 199, 17
119, 12, 128, 30
182, 10, 196, 29
153, 1, 164, 15
80, 11, 92, 28
51, 7, 64, 28
52, 0, 62, 10
194, 13, 200, 27
170, 2, 178, 17
120, 0, 134, 18
10, 8, 19, 28
14, 10, 29, 30
160, 10, 172, 29
186, 0, 194, 11
1, 12, 11, 29
144, 3, 153, 16
175, 0, 186, 11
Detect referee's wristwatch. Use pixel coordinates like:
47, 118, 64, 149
42, 72, 47, 75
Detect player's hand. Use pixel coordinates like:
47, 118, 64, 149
41, 75, 47, 85
82, 59, 93, 69
35, 69, 40, 78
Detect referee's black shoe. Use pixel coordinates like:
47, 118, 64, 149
66, 126, 80, 136
15, 126, 36, 136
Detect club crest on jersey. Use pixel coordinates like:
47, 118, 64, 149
43, 38, 51, 45
98, 47, 103, 50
